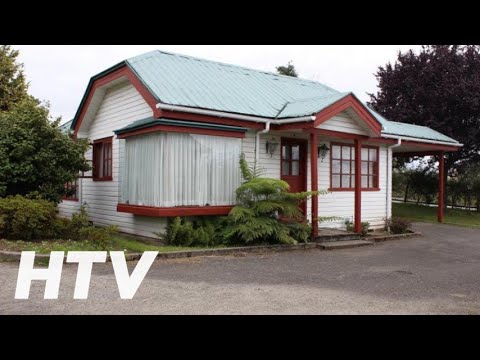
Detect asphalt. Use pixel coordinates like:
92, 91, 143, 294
1, 222, 480, 314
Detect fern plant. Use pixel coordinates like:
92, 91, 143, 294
223, 154, 328, 245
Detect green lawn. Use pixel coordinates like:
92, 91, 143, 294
0, 234, 222, 254
393, 202, 480, 228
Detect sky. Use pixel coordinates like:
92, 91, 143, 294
12, 45, 422, 123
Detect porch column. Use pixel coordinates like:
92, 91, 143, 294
438, 151, 445, 223
310, 132, 319, 238
354, 139, 362, 233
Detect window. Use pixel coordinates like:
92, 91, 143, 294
121, 132, 242, 207
330, 143, 379, 190
282, 143, 301, 176
93, 137, 113, 181
63, 179, 78, 201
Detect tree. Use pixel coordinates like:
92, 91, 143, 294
276, 61, 298, 77
0, 45, 29, 112
369, 45, 480, 208
0, 97, 90, 202
369, 46, 480, 173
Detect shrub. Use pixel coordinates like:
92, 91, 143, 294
222, 154, 323, 245
385, 217, 412, 234
0, 195, 57, 240
157, 216, 224, 247
361, 222, 370, 236
78, 225, 118, 249
344, 220, 370, 236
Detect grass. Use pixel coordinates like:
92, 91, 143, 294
393, 202, 480, 228
0, 233, 223, 254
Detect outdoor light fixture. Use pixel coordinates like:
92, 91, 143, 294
317, 144, 330, 162
266, 139, 279, 158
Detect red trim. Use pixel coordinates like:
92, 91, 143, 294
310, 133, 319, 238
92, 137, 113, 181
117, 125, 245, 139
117, 204, 233, 217
275, 94, 382, 135
438, 152, 445, 223
161, 110, 264, 129
394, 140, 460, 152
354, 139, 362, 233
307, 128, 368, 140
73, 66, 161, 137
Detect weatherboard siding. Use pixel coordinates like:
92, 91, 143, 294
58, 82, 167, 238
317, 111, 369, 136
59, 83, 391, 237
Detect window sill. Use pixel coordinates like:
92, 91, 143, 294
62, 198, 79, 202
93, 177, 113, 182
117, 204, 234, 217
329, 188, 381, 192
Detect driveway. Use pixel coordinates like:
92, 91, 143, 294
1, 223, 480, 314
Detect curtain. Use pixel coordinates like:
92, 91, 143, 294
122, 132, 241, 207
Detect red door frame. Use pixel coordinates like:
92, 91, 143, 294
280, 137, 308, 213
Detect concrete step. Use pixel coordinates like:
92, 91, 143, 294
315, 234, 361, 243
317, 240, 374, 250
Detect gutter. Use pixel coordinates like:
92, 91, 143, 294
155, 103, 316, 125
381, 134, 463, 147
386, 139, 402, 229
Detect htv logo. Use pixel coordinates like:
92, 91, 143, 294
15, 251, 158, 299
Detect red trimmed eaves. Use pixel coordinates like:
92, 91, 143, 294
73, 66, 161, 137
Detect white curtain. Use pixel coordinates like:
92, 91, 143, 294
122, 132, 241, 207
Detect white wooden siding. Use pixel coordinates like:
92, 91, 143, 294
317, 110, 369, 136
59, 83, 391, 237
58, 81, 167, 238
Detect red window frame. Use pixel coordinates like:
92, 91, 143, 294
93, 137, 113, 181
63, 178, 79, 201
330, 142, 379, 191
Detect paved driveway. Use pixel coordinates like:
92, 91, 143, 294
1, 223, 480, 314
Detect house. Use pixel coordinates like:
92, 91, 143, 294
59, 50, 462, 238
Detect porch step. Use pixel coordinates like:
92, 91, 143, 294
317, 240, 374, 251
315, 234, 361, 243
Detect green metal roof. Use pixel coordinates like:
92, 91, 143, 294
71, 49, 461, 146
369, 108, 460, 144
115, 117, 248, 135
127, 50, 340, 119
60, 119, 73, 134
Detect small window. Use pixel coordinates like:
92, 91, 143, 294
93, 137, 113, 181
63, 179, 78, 201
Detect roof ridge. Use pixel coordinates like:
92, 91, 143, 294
128, 49, 339, 92
287, 92, 350, 104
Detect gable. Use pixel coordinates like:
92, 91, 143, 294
87, 82, 153, 139
317, 109, 369, 136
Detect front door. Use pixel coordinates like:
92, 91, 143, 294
281, 138, 307, 212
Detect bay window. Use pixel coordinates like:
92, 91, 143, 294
330, 143, 379, 190
121, 132, 241, 207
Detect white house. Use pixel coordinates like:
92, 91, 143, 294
59, 50, 462, 239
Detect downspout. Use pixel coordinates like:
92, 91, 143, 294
386, 138, 402, 230
256, 121, 271, 164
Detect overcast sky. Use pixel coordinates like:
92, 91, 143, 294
12, 45, 422, 123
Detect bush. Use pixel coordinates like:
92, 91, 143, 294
157, 216, 224, 247
222, 154, 321, 245
361, 222, 370, 236
345, 220, 370, 236
0, 195, 57, 240
385, 217, 412, 234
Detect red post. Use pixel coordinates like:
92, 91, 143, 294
438, 151, 445, 223
354, 139, 362, 233
310, 132, 319, 238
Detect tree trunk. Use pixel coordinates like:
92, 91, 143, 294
404, 182, 410, 203
476, 196, 480, 212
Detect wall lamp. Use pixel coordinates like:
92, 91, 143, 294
266, 139, 279, 158
317, 144, 330, 162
